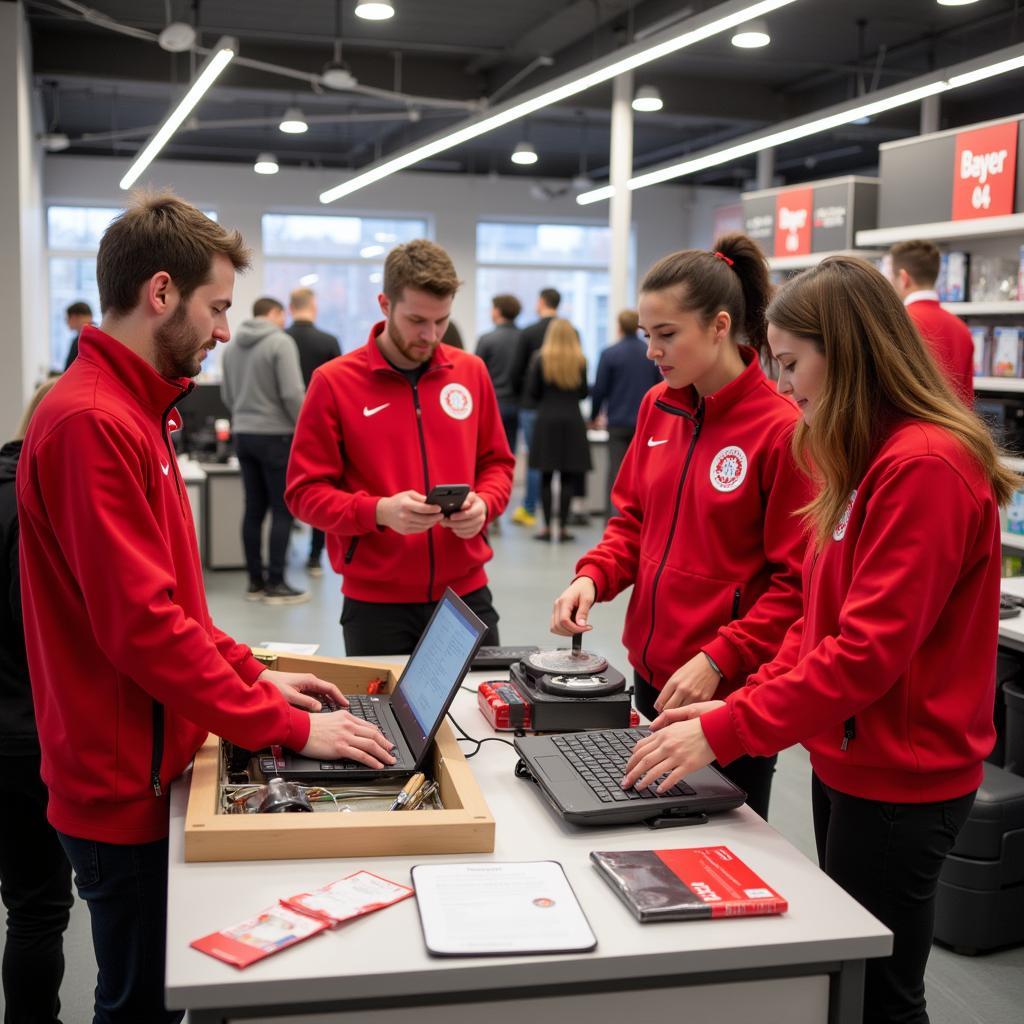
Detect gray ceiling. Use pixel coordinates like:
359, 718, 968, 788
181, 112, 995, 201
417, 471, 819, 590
24, 0, 1024, 188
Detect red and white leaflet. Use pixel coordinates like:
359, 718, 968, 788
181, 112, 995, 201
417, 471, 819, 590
281, 870, 414, 925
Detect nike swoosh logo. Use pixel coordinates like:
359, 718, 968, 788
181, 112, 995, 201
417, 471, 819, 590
160, 461, 170, 476
647, 437, 669, 447
363, 403, 390, 417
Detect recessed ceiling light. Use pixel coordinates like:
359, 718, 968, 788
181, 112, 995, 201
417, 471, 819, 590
279, 107, 308, 134
254, 152, 279, 175
731, 19, 770, 48
355, 1, 395, 20
511, 141, 538, 165
632, 85, 663, 112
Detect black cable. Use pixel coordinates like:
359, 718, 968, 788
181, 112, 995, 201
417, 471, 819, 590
446, 712, 516, 759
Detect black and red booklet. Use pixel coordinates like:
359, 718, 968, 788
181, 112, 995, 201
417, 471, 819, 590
590, 846, 787, 922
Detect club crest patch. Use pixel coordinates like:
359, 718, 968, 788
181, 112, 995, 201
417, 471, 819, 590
833, 490, 857, 541
440, 383, 473, 420
710, 446, 748, 493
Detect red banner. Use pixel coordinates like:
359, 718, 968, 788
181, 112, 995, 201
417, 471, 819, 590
952, 121, 1018, 220
774, 188, 813, 257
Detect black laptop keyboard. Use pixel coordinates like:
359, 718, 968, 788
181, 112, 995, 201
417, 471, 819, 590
316, 697, 401, 771
552, 729, 696, 803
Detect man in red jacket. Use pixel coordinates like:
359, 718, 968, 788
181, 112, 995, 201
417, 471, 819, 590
286, 240, 515, 655
17, 192, 393, 1024
889, 239, 975, 404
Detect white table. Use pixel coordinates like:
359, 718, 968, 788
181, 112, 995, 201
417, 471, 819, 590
165, 672, 891, 1024
999, 576, 1024, 653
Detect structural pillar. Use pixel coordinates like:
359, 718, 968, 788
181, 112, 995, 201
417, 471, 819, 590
756, 148, 775, 190
609, 71, 634, 342
920, 93, 941, 135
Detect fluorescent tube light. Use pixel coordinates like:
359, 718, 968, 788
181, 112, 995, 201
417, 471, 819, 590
577, 43, 1024, 204
319, 0, 801, 204
119, 37, 236, 190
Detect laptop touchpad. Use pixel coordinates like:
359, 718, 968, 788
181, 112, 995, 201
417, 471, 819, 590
535, 756, 578, 782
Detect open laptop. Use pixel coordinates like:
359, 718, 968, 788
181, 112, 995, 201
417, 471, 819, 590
273, 588, 487, 782
514, 728, 746, 826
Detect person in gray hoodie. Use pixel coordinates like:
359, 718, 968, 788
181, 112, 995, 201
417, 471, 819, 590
221, 297, 308, 604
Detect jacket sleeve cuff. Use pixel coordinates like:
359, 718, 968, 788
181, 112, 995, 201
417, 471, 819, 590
283, 705, 311, 752
701, 635, 743, 683
356, 493, 381, 533
237, 654, 268, 685
700, 704, 747, 767
574, 565, 606, 601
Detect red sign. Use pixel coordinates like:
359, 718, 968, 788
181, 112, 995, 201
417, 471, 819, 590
774, 188, 813, 257
952, 121, 1018, 220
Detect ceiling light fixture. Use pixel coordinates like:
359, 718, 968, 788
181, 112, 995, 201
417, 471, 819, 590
279, 107, 309, 134
511, 141, 539, 165
359, 244, 386, 258
632, 85, 664, 112
319, 0, 802, 204
157, 21, 197, 53
299, 273, 320, 286
253, 152, 280, 175
355, 1, 395, 20
731, 19, 770, 47
576, 42, 1024, 205
937, 1, 981, 7
119, 36, 236, 190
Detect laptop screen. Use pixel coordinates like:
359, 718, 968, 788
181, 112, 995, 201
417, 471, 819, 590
390, 589, 487, 766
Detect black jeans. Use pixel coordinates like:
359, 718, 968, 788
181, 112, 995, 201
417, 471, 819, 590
341, 585, 500, 656
309, 527, 326, 562
605, 425, 634, 518
633, 673, 777, 820
497, 400, 519, 454
234, 433, 294, 585
812, 775, 974, 1024
57, 833, 181, 1024
0, 754, 73, 1024
540, 471, 584, 530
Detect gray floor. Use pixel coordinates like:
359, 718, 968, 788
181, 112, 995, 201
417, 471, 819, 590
3, 513, 1023, 1023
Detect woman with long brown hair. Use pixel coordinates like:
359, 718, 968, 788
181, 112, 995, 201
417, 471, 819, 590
625, 254, 1015, 1023
525, 318, 591, 541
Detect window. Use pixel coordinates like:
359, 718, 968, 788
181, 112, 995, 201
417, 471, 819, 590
475, 221, 628, 379
46, 205, 216, 372
262, 214, 429, 352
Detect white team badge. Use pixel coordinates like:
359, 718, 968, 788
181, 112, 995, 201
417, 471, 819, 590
833, 490, 857, 541
709, 446, 748, 493
440, 383, 473, 420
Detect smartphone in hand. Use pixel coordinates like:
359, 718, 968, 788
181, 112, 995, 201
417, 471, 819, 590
425, 484, 471, 517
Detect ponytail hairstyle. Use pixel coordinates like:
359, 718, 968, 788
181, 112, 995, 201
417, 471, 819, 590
639, 232, 772, 356
539, 318, 586, 390
767, 255, 1020, 548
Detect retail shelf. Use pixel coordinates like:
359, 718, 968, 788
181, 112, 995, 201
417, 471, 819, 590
943, 302, 1024, 316
974, 377, 1024, 393
767, 249, 886, 271
1002, 457, 1024, 473
1002, 531, 1024, 553
856, 213, 1024, 246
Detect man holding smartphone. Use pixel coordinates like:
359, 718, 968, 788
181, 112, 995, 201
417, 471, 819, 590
286, 240, 515, 655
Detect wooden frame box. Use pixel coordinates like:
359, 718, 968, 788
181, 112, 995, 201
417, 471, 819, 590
183, 654, 495, 862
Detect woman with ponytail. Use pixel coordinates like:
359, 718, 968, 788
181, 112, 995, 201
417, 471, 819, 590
550, 234, 812, 818
624, 255, 1014, 1023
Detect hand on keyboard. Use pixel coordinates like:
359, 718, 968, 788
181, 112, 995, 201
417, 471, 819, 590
300, 708, 396, 768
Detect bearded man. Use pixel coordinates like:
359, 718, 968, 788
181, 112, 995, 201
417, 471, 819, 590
285, 239, 514, 655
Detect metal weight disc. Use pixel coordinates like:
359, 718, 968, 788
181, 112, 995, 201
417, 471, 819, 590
525, 648, 609, 676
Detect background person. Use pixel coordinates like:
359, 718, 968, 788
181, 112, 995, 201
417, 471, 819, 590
285, 287, 341, 576
589, 308, 661, 517
475, 293, 523, 454
62, 300, 93, 370
0, 380, 72, 1024
626, 254, 1015, 1023
221, 296, 308, 604
525, 318, 591, 543
889, 239, 974, 405
17, 192, 393, 1024
551, 235, 810, 819
286, 239, 515, 656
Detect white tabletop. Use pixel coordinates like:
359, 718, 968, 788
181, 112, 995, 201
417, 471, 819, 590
165, 671, 891, 1012
1000, 576, 1024, 649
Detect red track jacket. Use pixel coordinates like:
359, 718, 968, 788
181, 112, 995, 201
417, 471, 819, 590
575, 348, 811, 694
907, 297, 974, 406
702, 420, 999, 803
17, 328, 309, 844
286, 323, 515, 603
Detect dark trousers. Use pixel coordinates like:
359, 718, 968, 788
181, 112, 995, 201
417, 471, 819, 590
812, 775, 974, 1024
234, 433, 294, 585
606, 425, 634, 518
57, 833, 182, 1024
0, 754, 73, 1024
341, 585, 499, 656
309, 528, 326, 562
634, 673, 777, 820
497, 400, 519, 454
540, 471, 584, 530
